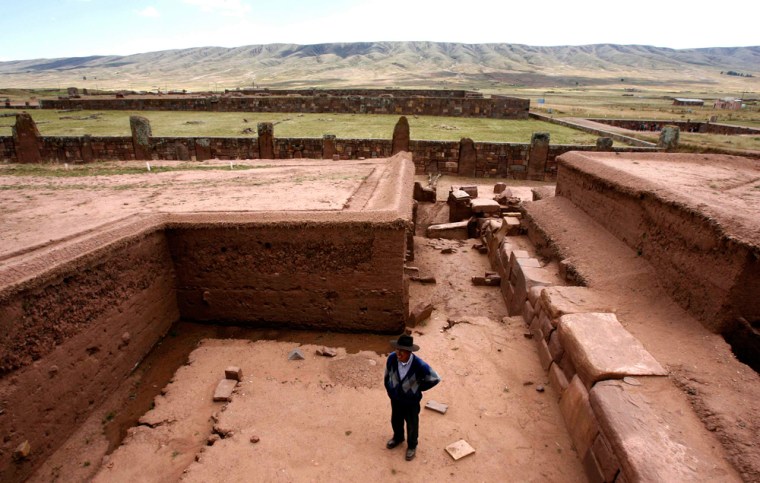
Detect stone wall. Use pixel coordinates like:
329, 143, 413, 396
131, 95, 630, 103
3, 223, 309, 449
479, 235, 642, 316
40, 93, 529, 119
591, 118, 760, 135
235, 88, 480, 98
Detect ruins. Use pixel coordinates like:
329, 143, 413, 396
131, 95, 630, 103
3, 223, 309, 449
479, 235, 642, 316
0, 89, 758, 482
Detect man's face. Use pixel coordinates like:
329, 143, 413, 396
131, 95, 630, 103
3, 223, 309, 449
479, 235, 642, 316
396, 349, 411, 363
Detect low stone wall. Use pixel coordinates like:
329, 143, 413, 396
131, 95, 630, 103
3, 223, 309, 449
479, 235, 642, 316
554, 152, 760, 333
235, 88, 479, 98
591, 118, 760, 135
40, 93, 529, 119
479, 218, 739, 482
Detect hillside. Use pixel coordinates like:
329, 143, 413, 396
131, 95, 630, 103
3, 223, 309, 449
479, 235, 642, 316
0, 42, 758, 92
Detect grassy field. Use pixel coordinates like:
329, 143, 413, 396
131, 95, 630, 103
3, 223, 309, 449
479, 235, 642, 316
0, 110, 598, 144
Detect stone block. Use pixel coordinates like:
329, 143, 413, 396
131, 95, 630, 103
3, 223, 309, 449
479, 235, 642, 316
537, 338, 553, 371
503, 216, 521, 236
539, 312, 554, 341
224, 366, 243, 381
523, 300, 535, 326
425, 400, 448, 414
529, 315, 541, 339
494, 182, 507, 194
426, 221, 469, 240
316, 347, 338, 357
559, 352, 577, 381
471, 198, 500, 214
527, 286, 544, 306
590, 378, 739, 482
582, 448, 605, 483
459, 185, 478, 198
559, 375, 599, 457
472, 275, 500, 286
541, 286, 612, 321
591, 433, 620, 483
548, 331, 564, 362
413, 181, 436, 202
549, 362, 569, 397
392, 116, 410, 154
408, 302, 434, 325
508, 265, 554, 316
13, 440, 31, 461
213, 379, 237, 402
558, 313, 666, 388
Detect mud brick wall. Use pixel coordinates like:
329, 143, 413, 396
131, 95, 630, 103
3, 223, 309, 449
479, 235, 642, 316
167, 221, 407, 333
591, 119, 760, 135
0, 229, 179, 482
41, 95, 530, 119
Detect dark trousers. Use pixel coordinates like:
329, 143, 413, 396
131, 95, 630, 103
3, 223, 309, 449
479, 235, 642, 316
390, 399, 420, 449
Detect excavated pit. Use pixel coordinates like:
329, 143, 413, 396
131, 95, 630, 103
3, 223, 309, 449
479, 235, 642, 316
0, 155, 414, 481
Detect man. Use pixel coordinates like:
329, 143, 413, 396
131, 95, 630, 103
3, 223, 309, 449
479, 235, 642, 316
384, 334, 441, 461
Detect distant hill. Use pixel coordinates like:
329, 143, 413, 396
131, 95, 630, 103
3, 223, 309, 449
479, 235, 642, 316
0, 42, 758, 92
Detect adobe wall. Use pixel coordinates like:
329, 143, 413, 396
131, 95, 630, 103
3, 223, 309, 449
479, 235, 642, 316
40, 94, 529, 119
554, 152, 760, 332
167, 221, 407, 332
592, 119, 760, 135
0, 227, 179, 482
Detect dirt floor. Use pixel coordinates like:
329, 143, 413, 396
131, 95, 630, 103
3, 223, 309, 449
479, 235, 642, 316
6, 167, 758, 481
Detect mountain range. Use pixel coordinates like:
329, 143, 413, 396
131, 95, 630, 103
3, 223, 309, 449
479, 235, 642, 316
0, 42, 757, 92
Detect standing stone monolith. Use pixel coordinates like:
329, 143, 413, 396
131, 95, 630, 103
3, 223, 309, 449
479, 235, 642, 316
596, 137, 613, 151
658, 125, 680, 151
392, 116, 410, 155
322, 134, 336, 160
457, 138, 477, 176
130, 115, 152, 160
81, 135, 94, 163
527, 132, 550, 181
258, 122, 274, 159
12, 113, 42, 163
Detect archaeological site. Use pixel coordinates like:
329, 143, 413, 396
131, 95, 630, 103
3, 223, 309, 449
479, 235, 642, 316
0, 88, 758, 482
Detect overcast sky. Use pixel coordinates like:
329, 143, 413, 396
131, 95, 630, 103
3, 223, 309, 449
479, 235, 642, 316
2, 0, 758, 61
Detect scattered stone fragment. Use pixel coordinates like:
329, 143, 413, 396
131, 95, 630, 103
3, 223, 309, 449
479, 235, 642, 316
403, 266, 420, 276
225, 366, 243, 381
523, 332, 534, 339
121, 332, 131, 344
250, 435, 260, 444
316, 347, 338, 357
445, 439, 476, 461
207, 434, 221, 445
13, 440, 31, 461
493, 182, 507, 194
410, 275, 437, 284
536, 385, 545, 393
288, 349, 305, 361
425, 400, 449, 414
523, 381, 534, 386
408, 302, 435, 326
441, 247, 454, 254
472, 275, 501, 287
213, 379, 237, 402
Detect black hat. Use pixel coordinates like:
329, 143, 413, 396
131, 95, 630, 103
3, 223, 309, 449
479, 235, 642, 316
390, 334, 420, 352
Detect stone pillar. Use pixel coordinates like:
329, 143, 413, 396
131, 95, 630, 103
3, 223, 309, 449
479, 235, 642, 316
457, 137, 477, 176
257, 122, 274, 159
176, 142, 190, 161
194, 138, 212, 161
658, 126, 680, 151
12, 113, 42, 163
392, 116, 410, 155
527, 132, 550, 181
81, 135, 94, 163
130, 115, 152, 160
596, 137, 613, 151
322, 134, 336, 160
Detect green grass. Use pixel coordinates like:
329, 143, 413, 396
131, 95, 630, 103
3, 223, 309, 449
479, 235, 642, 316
0, 110, 598, 144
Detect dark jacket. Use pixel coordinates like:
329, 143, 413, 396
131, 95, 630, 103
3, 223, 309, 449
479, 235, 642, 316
384, 352, 441, 404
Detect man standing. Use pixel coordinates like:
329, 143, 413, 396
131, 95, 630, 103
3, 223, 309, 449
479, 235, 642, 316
384, 335, 441, 461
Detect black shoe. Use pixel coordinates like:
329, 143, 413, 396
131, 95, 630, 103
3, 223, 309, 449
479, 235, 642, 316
405, 448, 416, 461
386, 438, 402, 449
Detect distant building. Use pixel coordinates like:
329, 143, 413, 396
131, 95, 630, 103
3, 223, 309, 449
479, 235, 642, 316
713, 98, 742, 110
673, 98, 705, 106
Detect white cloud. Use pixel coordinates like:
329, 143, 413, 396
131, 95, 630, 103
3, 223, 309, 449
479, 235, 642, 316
137, 6, 161, 18
183, 0, 251, 16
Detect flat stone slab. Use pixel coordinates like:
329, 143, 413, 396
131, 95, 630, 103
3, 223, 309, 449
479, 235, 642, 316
558, 313, 666, 387
426, 221, 469, 240
470, 198, 501, 214
445, 439, 476, 460
540, 286, 612, 322
590, 378, 741, 482
213, 379, 237, 402
425, 400, 448, 414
